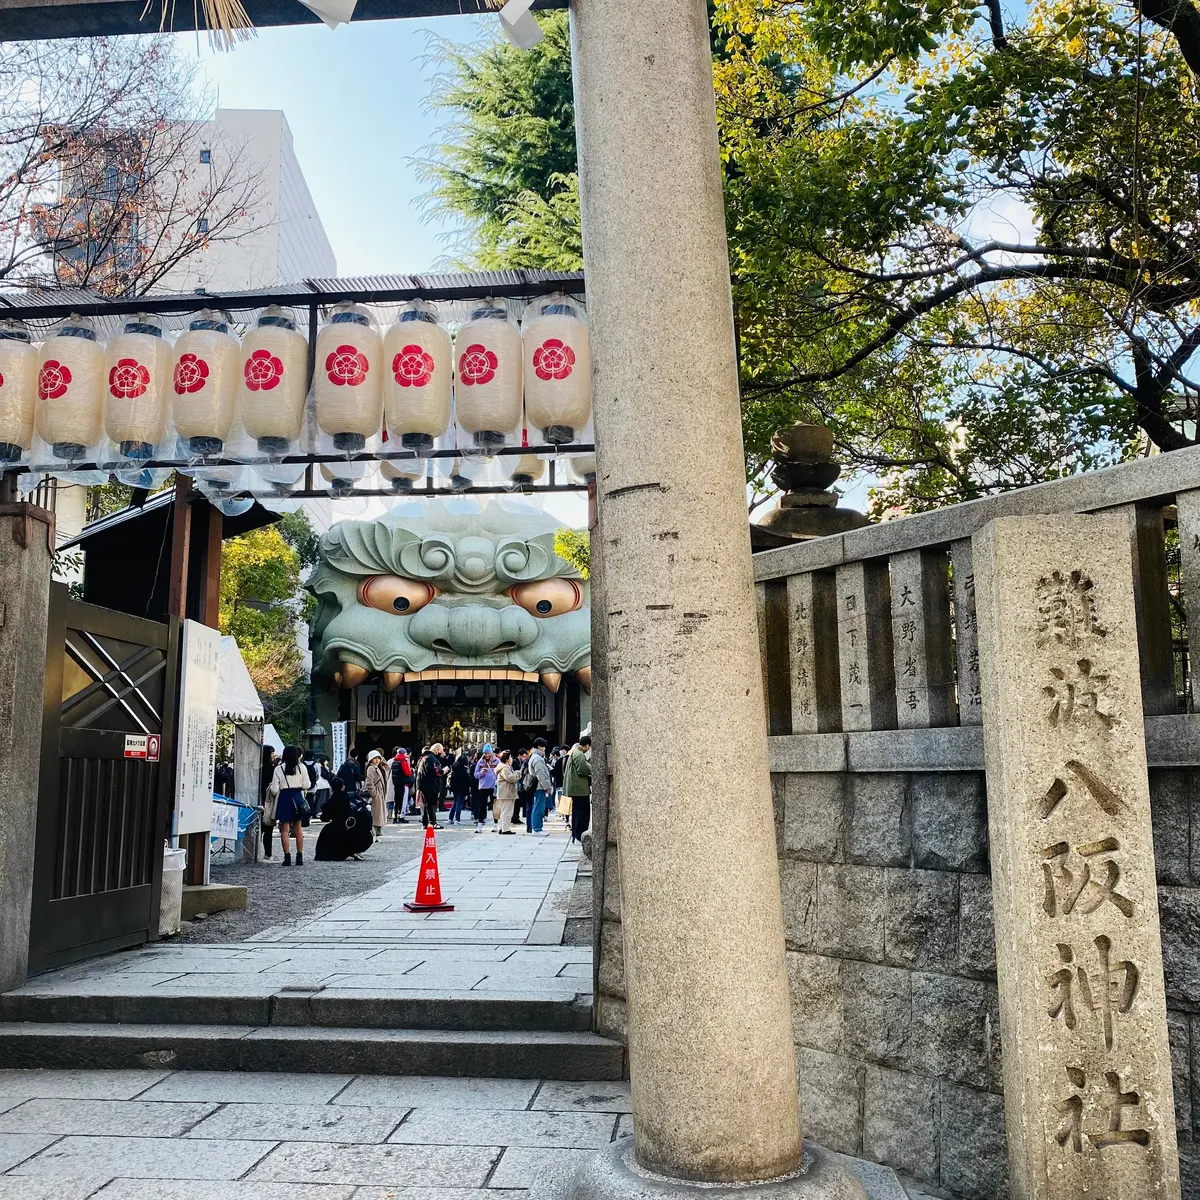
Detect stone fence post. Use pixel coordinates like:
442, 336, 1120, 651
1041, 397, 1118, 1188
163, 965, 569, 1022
0, 494, 54, 993
974, 515, 1180, 1199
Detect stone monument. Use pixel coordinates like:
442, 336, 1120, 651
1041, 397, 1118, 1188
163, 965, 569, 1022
974, 515, 1180, 1199
751, 423, 870, 552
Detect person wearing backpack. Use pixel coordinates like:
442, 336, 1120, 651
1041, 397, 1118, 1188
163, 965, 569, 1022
267, 745, 312, 867
524, 738, 553, 836
416, 743, 447, 829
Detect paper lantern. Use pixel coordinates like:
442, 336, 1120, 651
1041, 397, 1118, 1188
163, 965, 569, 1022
172, 310, 240, 457
238, 306, 308, 455
453, 302, 522, 447
320, 462, 365, 498
510, 453, 546, 486
383, 300, 452, 451
567, 454, 597, 485
381, 459, 426, 494
315, 303, 382, 452
35, 315, 106, 461
0, 320, 38, 462
522, 295, 591, 444
104, 314, 171, 460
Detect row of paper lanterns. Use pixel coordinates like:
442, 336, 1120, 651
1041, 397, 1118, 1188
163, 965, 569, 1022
0, 294, 592, 466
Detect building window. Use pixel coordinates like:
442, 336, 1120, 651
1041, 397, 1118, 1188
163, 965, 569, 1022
197, 218, 209, 234
199, 149, 210, 164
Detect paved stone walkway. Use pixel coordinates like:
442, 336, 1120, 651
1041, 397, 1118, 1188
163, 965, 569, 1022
0, 1067, 631, 1197
10, 828, 589, 1007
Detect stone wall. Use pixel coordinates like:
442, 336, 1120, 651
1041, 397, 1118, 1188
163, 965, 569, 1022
595, 763, 1200, 1198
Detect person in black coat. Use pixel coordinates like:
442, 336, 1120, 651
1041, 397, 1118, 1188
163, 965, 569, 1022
315, 778, 374, 861
448, 752, 473, 824
336, 749, 364, 798
415, 743, 447, 829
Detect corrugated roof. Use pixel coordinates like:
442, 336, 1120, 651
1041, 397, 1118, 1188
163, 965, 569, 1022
0, 269, 585, 336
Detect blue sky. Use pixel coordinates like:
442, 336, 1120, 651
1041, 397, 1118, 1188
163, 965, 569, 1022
175, 13, 490, 276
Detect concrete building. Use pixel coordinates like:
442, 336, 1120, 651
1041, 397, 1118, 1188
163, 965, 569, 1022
156, 108, 337, 292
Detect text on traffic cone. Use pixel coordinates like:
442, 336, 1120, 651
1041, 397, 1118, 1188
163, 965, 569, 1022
404, 824, 455, 912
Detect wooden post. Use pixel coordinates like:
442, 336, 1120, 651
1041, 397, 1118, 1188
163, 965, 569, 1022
167, 474, 192, 622
201, 504, 222, 630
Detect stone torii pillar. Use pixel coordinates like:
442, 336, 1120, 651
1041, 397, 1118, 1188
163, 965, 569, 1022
549, 1, 866, 1196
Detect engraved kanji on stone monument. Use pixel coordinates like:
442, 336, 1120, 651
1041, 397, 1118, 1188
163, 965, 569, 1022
786, 571, 840, 734
952, 540, 984, 725
889, 548, 956, 729
974, 515, 1180, 1200
835, 560, 897, 732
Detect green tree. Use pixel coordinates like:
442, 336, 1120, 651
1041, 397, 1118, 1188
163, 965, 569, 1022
425, 2, 1200, 513
422, 14, 580, 268
220, 525, 314, 745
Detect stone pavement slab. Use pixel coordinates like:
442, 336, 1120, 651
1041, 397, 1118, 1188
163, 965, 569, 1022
388, 1107, 617, 1149
0, 1179, 112, 1199
333, 1075, 539, 1110
243, 1141, 499, 1187
0, 1071, 168, 1100
93, 1185, 358, 1200
487, 1146, 596, 1189
185, 1102, 403, 1143
530, 1081, 632, 1113
0, 1098, 217, 1137
8, 1135, 271, 1180
0, 1134, 58, 1173
137, 1072, 354, 1104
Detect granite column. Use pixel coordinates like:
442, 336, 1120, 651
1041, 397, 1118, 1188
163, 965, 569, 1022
562, 1, 862, 1195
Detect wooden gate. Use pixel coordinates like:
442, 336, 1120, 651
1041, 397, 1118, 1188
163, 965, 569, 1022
28, 584, 179, 974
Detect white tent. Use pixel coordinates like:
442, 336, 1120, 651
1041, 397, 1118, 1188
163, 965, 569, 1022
217, 637, 264, 723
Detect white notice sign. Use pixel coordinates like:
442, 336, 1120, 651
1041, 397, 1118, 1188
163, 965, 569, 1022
331, 720, 349, 773
211, 800, 239, 841
175, 620, 221, 836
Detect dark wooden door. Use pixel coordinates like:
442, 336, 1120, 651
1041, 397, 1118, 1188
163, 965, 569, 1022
28, 584, 179, 973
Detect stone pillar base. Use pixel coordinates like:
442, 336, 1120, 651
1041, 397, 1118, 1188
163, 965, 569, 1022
532, 1141, 878, 1200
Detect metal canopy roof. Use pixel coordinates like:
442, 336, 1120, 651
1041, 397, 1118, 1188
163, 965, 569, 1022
0, 269, 585, 338
0, 0, 566, 41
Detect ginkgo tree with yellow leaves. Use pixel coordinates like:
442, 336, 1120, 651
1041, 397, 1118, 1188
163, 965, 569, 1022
427, 1, 1200, 512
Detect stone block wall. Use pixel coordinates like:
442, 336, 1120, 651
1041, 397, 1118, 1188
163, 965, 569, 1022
595, 763, 1200, 1199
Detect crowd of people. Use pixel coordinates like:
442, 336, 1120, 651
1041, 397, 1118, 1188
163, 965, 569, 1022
256, 734, 592, 865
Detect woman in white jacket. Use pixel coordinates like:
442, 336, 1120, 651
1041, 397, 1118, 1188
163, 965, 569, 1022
267, 745, 312, 866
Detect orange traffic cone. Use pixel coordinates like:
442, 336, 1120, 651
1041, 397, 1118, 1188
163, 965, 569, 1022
404, 824, 455, 912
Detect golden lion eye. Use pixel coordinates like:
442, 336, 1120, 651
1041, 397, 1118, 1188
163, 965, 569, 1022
358, 576, 438, 615
510, 578, 583, 618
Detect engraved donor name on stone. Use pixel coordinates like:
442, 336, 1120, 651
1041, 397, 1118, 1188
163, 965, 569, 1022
1047, 936, 1140, 1050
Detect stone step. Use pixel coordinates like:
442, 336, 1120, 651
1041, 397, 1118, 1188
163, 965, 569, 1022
0, 988, 593, 1033
0, 1021, 625, 1079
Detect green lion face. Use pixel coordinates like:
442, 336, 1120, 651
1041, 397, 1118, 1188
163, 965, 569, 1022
310, 502, 591, 684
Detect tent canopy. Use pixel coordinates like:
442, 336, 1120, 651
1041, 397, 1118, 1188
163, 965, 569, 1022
218, 637, 264, 724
